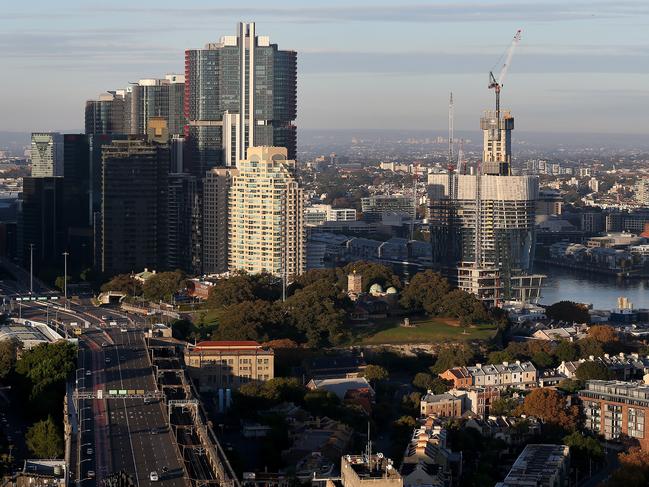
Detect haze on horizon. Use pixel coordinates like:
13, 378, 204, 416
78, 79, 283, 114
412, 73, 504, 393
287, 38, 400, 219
2, 0, 649, 136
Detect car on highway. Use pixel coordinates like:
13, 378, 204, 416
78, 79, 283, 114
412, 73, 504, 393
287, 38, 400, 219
149, 472, 159, 482
105, 357, 111, 364
85, 370, 91, 376
87, 471, 95, 478
86, 448, 93, 455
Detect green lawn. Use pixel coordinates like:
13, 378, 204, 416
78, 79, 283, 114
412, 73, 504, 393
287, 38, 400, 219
188, 308, 223, 325
354, 317, 498, 345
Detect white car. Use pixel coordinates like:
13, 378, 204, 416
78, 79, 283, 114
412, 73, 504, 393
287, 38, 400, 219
85, 370, 92, 376
149, 471, 159, 482
86, 447, 93, 455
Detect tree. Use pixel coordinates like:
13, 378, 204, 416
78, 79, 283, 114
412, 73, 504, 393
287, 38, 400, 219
430, 345, 475, 374
25, 417, 63, 458
206, 273, 256, 307
142, 270, 185, 302
564, 431, 603, 473
362, 365, 388, 383
555, 341, 579, 362
15, 341, 77, 387
577, 338, 605, 359
212, 300, 283, 342
588, 325, 618, 343
605, 447, 649, 486
412, 373, 452, 394
575, 361, 610, 381
101, 274, 141, 296
488, 350, 513, 364
531, 350, 555, 369
517, 388, 579, 431
489, 397, 518, 416
545, 301, 590, 323
557, 378, 584, 394
54, 276, 70, 293
282, 279, 349, 346
0, 338, 19, 379
439, 289, 490, 323
171, 319, 195, 341
399, 270, 450, 314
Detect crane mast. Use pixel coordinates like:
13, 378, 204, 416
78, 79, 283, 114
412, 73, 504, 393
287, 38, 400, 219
488, 29, 522, 118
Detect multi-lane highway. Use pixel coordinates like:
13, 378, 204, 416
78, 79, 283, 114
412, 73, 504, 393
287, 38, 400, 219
2, 275, 188, 487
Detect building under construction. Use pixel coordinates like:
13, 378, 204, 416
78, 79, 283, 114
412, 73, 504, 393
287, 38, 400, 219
428, 170, 544, 306
428, 30, 544, 306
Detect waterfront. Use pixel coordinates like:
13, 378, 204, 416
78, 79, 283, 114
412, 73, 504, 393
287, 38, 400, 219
536, 264, 649, 310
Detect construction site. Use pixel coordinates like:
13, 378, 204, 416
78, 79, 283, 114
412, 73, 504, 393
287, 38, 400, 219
428, 29, 545, 307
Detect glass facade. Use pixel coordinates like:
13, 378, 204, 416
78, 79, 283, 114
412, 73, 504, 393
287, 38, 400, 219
184, 23, 297, 176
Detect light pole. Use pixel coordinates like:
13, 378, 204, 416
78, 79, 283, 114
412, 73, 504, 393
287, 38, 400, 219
29, 243, 34, 294
63, 251, 69, 309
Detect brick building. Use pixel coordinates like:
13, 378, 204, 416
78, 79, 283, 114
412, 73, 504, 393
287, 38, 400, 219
184, 341, 274, 392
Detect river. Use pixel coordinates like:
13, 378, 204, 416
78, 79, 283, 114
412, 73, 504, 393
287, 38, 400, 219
535, 263, 649, 310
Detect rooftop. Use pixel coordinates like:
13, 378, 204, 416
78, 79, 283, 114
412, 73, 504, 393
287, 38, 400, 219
496, 444, 569, 486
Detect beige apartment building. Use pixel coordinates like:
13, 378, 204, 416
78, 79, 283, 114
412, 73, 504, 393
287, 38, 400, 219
184, 340, 274, 392
228, 146, 305, 278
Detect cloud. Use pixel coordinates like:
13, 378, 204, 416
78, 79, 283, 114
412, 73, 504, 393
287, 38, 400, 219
298, 50, 649, 75
81, 1, 649, 24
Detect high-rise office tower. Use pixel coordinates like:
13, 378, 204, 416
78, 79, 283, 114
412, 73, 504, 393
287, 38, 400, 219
184, 22, 297, 174
130, 75, 186, 136
19, 177, 65, 272
100, 132, 169, 275
202, 167, 238, 275
167, 173, 198, 273
228, 146, 304, 278
30, 133, 63, 177
62, 134, 94, 271
428, 107, 542, 306
85, 90, 130, 135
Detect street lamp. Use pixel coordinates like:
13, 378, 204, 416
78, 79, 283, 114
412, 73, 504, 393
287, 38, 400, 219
29, 243, 34, 294
63, 251, 69, 309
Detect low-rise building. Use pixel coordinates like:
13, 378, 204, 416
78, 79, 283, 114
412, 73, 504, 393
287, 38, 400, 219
579, 380, 649, 450
400, 416, 454, 487
0, 320, 64, 350
184, 341, 274, 392
449, 387, 501, 417
558, 353, 649, 381
420, 393, 463, 418
306, 377, 375, 414
338, 454, 402, 487
303, 353, 367, 380
16, 460, 67, 487
495, 444, 570, 487
440, 361, 537, 390
532, 325, 588, 342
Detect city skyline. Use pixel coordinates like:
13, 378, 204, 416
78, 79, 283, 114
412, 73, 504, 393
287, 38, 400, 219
3, 0, 649, 134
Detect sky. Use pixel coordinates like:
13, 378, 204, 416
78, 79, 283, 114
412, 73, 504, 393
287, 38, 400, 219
2, 0, 649, 135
